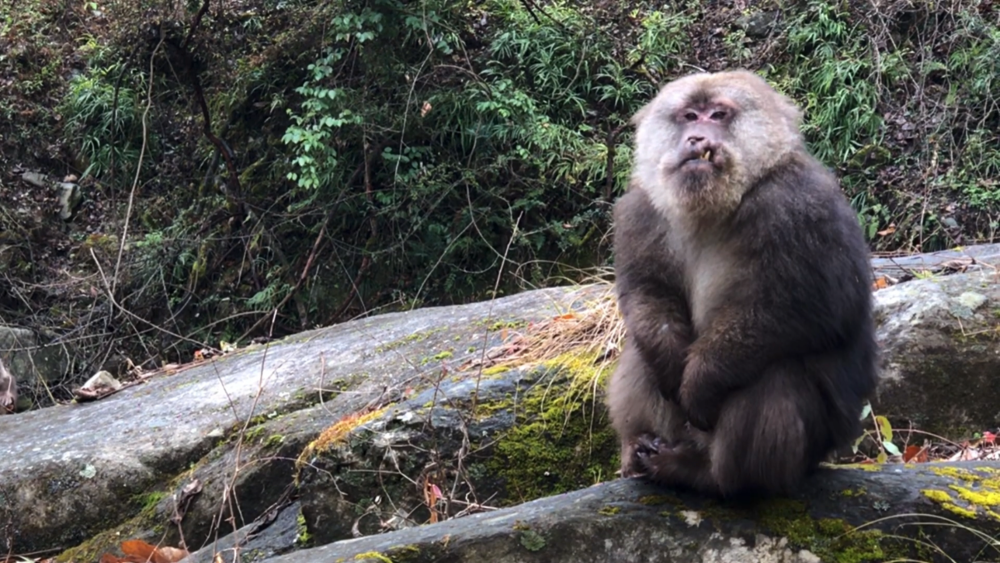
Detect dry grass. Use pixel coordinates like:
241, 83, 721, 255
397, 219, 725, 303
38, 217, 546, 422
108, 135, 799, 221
462, 281, 626, 376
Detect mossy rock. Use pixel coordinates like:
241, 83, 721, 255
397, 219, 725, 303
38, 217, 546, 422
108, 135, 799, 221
296, 348, 619, 544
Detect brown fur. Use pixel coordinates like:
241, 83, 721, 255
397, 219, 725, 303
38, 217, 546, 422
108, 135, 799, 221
0, 357, 16, 414
607, 69, 878, 497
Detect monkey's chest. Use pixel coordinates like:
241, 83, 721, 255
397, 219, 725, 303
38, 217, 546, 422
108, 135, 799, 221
681, 248, 741, 331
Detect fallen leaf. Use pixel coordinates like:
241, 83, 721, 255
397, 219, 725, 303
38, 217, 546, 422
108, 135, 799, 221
118, 539, 189, 563
903, 444, 928, 463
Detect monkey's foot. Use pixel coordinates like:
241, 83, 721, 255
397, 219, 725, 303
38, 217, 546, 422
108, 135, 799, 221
634, 432, 693, 456
632, 432, 717, 493
0, 391, 13, 414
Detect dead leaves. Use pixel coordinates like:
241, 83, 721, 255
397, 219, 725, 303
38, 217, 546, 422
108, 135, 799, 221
98, 540, 188, 563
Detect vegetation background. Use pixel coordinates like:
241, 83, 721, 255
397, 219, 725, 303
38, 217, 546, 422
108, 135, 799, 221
1, 0, 998, 404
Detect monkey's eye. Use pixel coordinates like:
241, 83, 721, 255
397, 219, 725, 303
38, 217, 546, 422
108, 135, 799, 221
710, 111, 727, 120
684, 112, 698, 122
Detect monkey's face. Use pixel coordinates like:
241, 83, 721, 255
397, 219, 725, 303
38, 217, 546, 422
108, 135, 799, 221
671, 99, 736, 180
630, 70, 805, 222
631, 92, 741, 220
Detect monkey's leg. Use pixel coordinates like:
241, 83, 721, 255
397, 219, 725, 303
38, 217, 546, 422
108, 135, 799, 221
608, 341, 687, 478
709, 361, 829, 496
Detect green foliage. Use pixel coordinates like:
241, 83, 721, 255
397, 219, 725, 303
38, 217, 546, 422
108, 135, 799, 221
276, 0, 692, 309
60, 54, 150, 181
30, 0, 1000, 364
785, 1, 883, 164
934, 10, 1000, 210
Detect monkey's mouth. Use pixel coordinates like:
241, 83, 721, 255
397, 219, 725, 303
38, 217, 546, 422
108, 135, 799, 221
680, 148, 721, 169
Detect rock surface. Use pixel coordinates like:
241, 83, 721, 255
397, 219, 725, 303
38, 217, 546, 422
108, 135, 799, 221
0, 285, 605, 554
873, 268, 1000, 434
0, 325, 74, 405
0, 246, 999, 561
185, 463, 1000, 563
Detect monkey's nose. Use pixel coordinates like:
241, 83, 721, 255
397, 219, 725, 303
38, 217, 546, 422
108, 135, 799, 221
687, 135, 705, 145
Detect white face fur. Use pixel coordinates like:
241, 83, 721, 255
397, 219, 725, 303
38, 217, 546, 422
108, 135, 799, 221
630, 70, 805, 224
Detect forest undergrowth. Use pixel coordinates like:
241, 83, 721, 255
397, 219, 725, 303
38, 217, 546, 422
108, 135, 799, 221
0, 0, 999, 404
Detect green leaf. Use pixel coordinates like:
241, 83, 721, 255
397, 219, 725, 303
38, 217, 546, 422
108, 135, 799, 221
882, 441, 902, 456
876, 415, 893, 441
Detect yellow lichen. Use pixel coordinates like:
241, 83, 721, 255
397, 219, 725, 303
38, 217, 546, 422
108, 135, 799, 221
921, 466, 1000, 521
297, 407, 387, 466
481, 365, 510, 376
929, 465, 981, 482
833, 463, 882, 472
921, 489, 953, 504
353, 552, 393, 563
921, 488, 982, 520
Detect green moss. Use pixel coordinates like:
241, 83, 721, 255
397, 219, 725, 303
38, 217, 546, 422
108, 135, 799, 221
374, 328, 445, 354
481, 350, 619, 503
132, 491, 167, 512
753, 498, 901, 563
598, 505, 621, 515
384, 545, 423, 563
244, 425, 267, 441
481, 365, 510, 376
478, 318, 528, 332
637, 494, 681, 506
296, 510, 312, 545
519, 529, 546, 551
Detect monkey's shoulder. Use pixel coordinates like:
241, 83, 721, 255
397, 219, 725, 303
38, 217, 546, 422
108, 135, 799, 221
612, 188, 672, 245
745, 156, 855, 224
613, 185, 661, 223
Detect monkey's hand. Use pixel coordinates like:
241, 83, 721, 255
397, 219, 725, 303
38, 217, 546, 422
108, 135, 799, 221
619, 437, 649, 478
678, 357, 723, 431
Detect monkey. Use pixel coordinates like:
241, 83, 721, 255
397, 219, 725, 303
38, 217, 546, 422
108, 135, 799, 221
606, 69, 878, 497
0, 357, 16, 414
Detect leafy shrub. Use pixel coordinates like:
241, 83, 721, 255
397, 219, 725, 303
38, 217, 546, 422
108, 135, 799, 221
61, 54, 151, 182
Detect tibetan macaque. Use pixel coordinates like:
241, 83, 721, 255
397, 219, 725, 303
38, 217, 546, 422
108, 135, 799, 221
0, 357, 16, 414
607, 69, 878, 497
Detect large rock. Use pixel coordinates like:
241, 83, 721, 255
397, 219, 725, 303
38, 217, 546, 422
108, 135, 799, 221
0, 326, 74, 392
0, 285, 607, 555
873, 268, 1000, 434
185, 462, 1000, 563
0, 245, 998, 562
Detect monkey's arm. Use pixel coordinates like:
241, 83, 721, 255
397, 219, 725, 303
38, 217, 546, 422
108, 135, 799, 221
613, 189, 693, 398
616, 285, 692, 398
